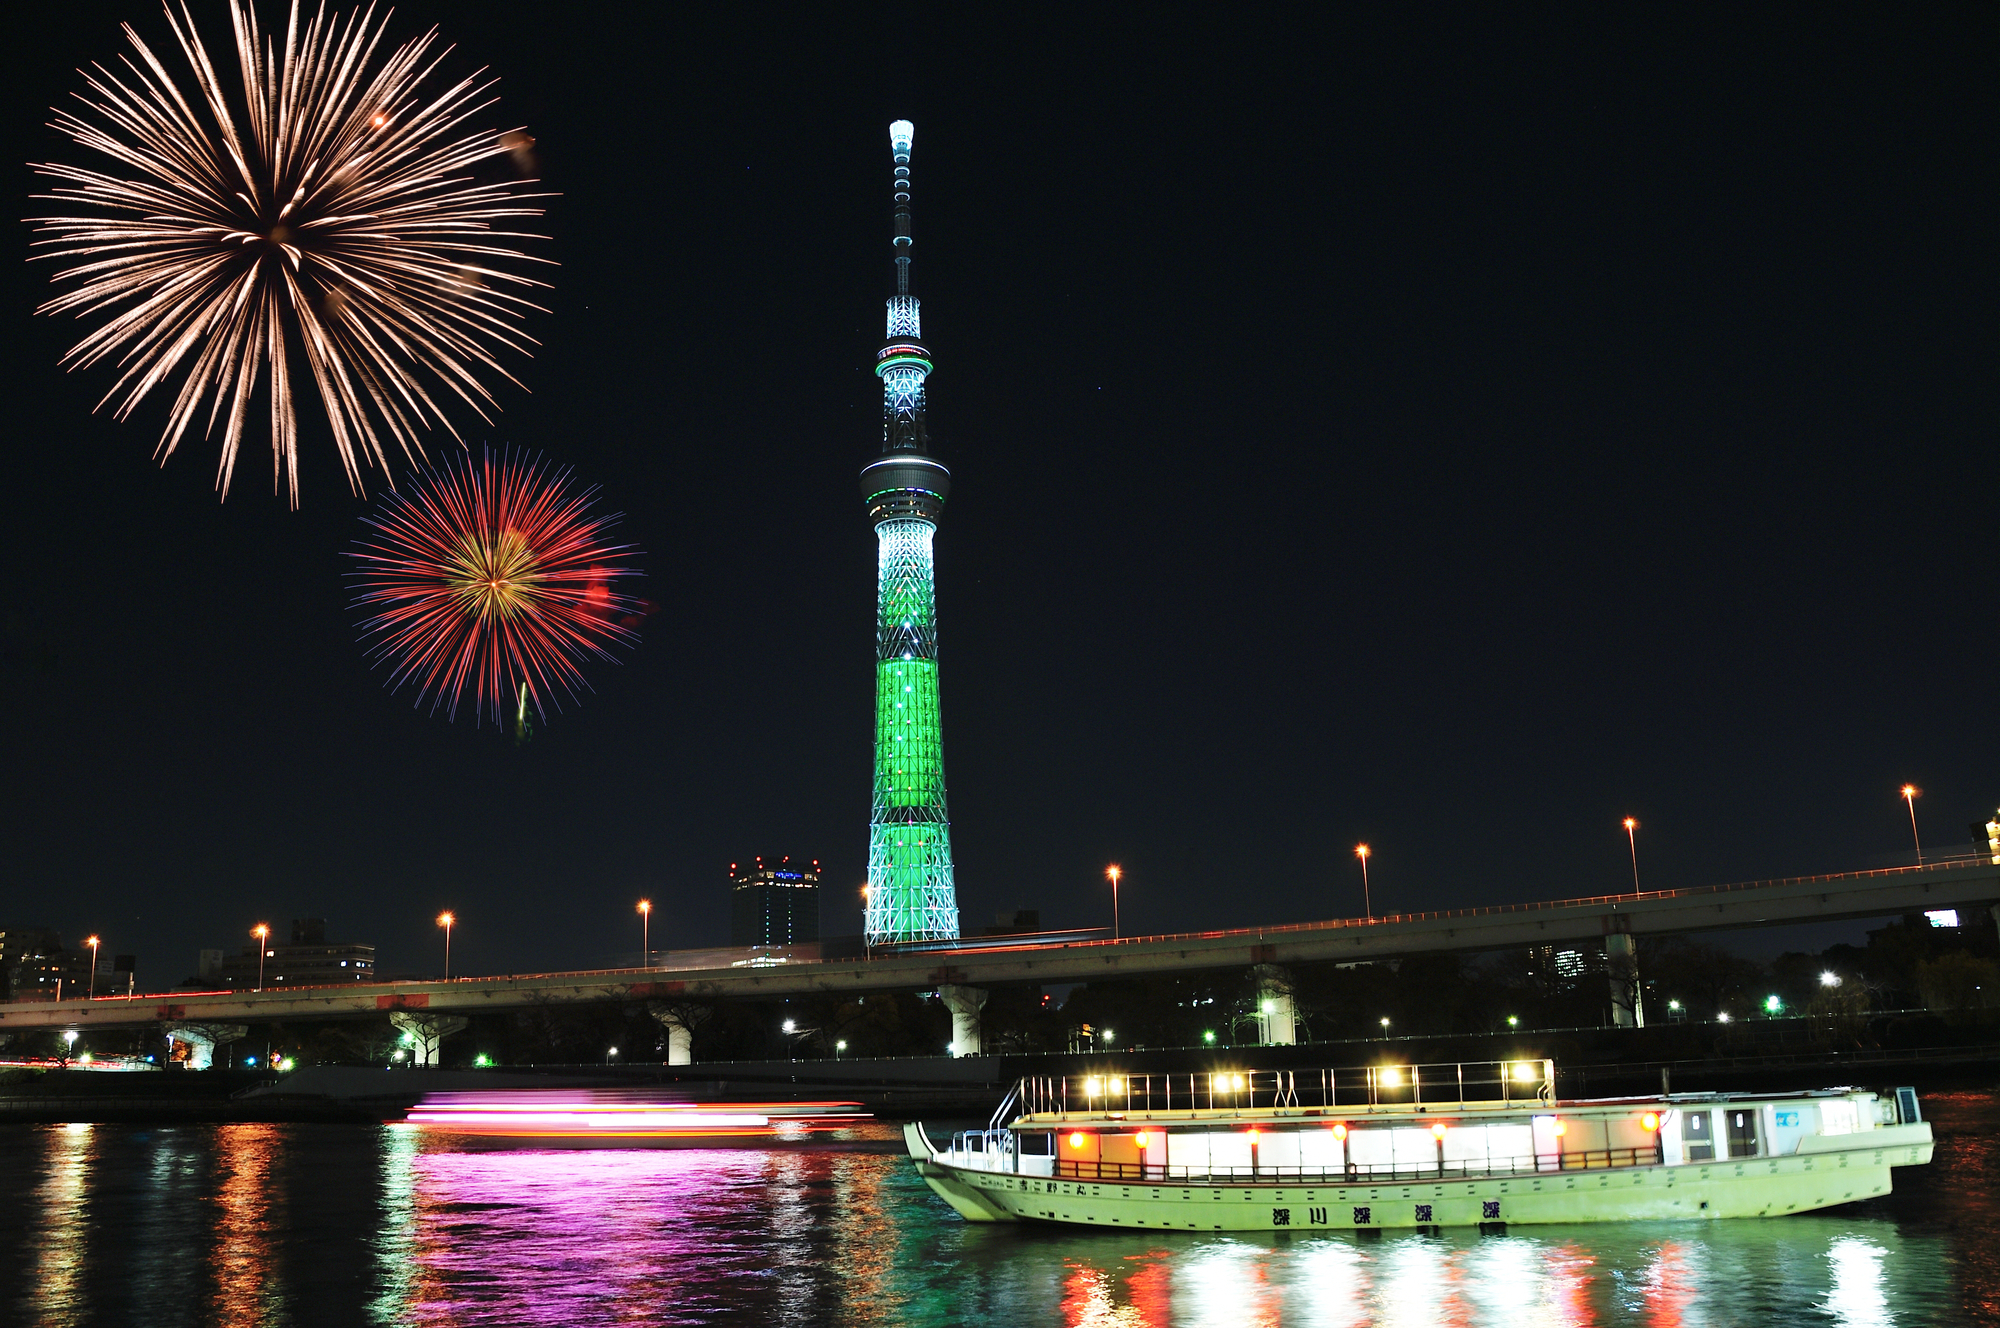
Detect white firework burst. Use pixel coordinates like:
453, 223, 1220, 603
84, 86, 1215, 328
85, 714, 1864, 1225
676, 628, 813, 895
29, 0, 552, 503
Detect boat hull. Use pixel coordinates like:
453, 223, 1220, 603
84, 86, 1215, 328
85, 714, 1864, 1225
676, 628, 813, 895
914, 1129, 1931, 1231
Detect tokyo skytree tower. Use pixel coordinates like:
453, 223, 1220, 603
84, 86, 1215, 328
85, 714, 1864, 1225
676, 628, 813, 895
860, 120, 959, 945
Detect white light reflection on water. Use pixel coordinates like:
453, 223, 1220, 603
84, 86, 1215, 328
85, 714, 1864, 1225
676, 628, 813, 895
1823, 1236, 1891, 1328
28, 1123, 95, 1328
1173, 1242, 1283, 1327
1374, 1237, 1461, 1327
367, 1123, 422, 1327
1286, 1239, 1368, 1327
0, 1107, 1983, 1327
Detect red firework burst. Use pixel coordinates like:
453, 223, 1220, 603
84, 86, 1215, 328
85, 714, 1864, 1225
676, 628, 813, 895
350, 450, 639, 724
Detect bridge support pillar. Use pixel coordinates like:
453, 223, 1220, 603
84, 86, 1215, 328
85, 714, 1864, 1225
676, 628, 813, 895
1253, 965, 1296, 1045
390, 1013, 468, 1066
1606, 933, 1644, 1027
649, 1006, 703, 1065
163, 1023, 248, 1070
939, 984, 987, 1057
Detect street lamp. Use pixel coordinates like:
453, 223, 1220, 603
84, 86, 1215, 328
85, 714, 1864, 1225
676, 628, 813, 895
836, 1040, 847, 1056
1764, 994, 1783, 1017
437, 912, 455, 979
637, 899, 652, 967
85, 935, 101, 998
860, 884, 872, 959
1355, 844, 1372, 917
1203, 1030, 1217, 1044
1106, 865, 1122, 939
1820, 970, 1841, 988
1901, 785, 1923, 864
1623, 818, 1640, 894
251, 924, 270, 992
1506, 1015, 1519, 1028
1379, 1017, 1391, 1031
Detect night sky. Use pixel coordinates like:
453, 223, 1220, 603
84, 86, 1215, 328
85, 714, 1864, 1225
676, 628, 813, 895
2, 5, 1992, 982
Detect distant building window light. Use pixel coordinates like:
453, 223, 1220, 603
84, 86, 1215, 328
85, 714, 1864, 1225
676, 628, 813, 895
1925, 910, 1960, 929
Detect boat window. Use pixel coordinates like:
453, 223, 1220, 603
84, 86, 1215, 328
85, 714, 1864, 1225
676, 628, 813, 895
1726, 1108, 1761, 1159
1817, 1100, 1858, 1137
1683, 1109, 1714, 1162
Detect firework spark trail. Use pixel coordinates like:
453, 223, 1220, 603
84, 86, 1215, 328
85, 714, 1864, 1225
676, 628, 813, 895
350, 449, 639, 726
29, 0, 552, 503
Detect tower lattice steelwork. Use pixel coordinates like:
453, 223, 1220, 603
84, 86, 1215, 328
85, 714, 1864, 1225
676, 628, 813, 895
861, 120, 959, 945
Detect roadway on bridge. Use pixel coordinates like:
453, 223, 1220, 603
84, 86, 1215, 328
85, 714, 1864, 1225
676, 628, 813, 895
3, 859, 1995, 1032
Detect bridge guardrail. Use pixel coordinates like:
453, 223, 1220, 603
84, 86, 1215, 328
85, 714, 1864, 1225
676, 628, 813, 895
4, 855, 1992, 1008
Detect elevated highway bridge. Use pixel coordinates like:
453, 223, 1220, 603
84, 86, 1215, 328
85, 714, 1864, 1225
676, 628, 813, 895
5, 857, 1995, 1064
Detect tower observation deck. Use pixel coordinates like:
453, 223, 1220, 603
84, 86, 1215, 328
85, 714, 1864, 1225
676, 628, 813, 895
861, 120, 959, 945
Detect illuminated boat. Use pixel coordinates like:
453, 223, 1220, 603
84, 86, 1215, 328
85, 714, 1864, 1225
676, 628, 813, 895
905, 1060, 1932, 1231
407, 1091, 870, 1142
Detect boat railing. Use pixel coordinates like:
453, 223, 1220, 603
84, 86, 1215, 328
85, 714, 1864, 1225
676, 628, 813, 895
945, 1128, 1019, 1172
1014, 1059, 1557, 1119
1049, 1144, 1661, 1185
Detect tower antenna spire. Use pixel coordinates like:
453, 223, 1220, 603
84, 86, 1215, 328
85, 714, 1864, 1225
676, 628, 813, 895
860, 120, 959, 947
891, 119, 913, 296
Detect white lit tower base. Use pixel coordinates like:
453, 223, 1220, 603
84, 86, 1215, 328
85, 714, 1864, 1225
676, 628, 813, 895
861, 120, 960, 946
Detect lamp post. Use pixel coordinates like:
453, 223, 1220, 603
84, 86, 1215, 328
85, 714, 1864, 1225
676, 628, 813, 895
1355, 844, 1372, 917
251, 924, 270, 992
1106, 865, 1122, 939
1901, 785, 1923, 864
1623, 818, 1640, 893
437, 912, 455, 979
860, 885, 872, 959
85, 935, 101, 999
637, 899, 652, 967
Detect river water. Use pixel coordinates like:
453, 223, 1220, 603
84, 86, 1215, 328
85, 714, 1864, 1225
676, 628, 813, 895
0, 1088, 1992, 1327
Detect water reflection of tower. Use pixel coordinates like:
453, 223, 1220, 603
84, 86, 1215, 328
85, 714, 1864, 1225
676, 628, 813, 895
860, 120, 959, 946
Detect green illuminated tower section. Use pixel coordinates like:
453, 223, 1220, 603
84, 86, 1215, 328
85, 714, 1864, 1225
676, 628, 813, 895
861, 120, 959, 945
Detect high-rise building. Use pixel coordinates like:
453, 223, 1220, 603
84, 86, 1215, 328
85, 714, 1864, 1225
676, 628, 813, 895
214, 918, 375, 988
861, 120, 960, 945
0, 927, 66, 1000
729, 857, 821, 947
